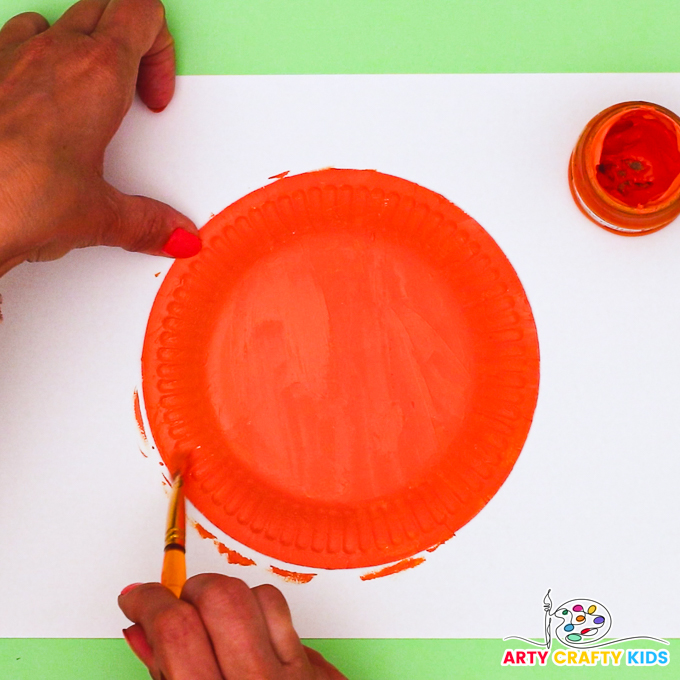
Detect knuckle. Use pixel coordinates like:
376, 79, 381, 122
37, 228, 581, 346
16, 32, 55, 61
5, 11, 46, 29
87, 34, 127, 72
151, 603, 201, 646
192, 575, 253, 615
126, 206, 167, 252
254, 583, 286, 608
143, 0, 167, 24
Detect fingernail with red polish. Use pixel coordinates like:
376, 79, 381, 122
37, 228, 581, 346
162, 228, 202, 258
119, 583, 143, 597
150, 105, 167, 113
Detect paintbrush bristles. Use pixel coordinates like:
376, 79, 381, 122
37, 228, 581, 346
168, 446, 200, 482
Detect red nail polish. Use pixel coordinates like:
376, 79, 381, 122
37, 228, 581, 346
150, 105, 167, 113
119, 583, 143, 597
162, 228, 202, 258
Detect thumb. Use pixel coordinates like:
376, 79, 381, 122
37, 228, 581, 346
103, 188, 201, 258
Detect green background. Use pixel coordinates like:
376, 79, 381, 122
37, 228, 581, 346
0, 639, 677, 679
1, 0, 678, 678
2, 0, 680, 74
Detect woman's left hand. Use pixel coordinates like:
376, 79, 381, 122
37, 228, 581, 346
0, 0, 201, 278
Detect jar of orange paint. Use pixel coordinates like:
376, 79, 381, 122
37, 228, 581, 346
569, 101, 680, 235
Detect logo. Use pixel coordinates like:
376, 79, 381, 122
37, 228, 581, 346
501, 589, 669, 667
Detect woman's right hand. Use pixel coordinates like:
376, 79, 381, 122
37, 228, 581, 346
118, 574, 349, 680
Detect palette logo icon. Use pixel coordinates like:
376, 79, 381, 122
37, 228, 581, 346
504, 589, 668, 651
548, 594, 611, 649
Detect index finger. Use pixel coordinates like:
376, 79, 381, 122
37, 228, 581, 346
94, 0, 175, 111
119, 582, 223, 680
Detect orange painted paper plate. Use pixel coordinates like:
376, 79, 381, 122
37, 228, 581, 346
142, 169, 540, 569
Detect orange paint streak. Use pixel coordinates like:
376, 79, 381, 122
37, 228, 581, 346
268, 170, 290, 180
133, 389, 148, 444
270, 566, 316, 583
426, 542, 444, 553
154, 272, 161, 277
191, 521, 256, 566
193, 521, 217, 541
216, 542, 257, 566
360, 557, 426, 581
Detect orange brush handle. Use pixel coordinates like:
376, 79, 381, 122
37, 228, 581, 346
161, 474, 186, 597
161, 546, 186, 598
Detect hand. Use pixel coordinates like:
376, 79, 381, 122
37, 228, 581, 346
0, 0, 200, 277
118, 574, 349, 680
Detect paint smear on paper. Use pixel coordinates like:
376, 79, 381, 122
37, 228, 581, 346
192, 521, 256, 567
216, 542, 257, 566
360, 557, 426, 581
133, 389, 148, 443
154, 272, 161, 278
0, 293, 3, 322
426, 542, 446, 553
268, 170, 290, 180
193, 522, 217, 541
133, 389, 149, 457
270, 566, 317, 584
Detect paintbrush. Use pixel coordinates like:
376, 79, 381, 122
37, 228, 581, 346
161, 472, 186, 597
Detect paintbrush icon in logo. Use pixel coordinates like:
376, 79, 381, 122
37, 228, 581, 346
504, 590, 668, 650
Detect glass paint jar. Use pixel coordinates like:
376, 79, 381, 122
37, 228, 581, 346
569, 101, 680, 235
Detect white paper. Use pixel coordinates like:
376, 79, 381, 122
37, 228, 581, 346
1, 74, 679, 639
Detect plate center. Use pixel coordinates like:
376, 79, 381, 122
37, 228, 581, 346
206, 230, 475, 503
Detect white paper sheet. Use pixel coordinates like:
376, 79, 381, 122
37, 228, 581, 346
1, 74, 679, 638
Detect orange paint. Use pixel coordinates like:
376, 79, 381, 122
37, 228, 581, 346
570, 101, 680, 235
426, 542, 445, 553
216, 542, 257, 566
270, 566, 316, 583
154, 272, 161, 277
193, 521, 217, 542
597, 110, 680, 207
133, 389, 148, 444
192, 521, 256, 566
268, 170, 290, 180
360, 556, 426, 581
142, 169, 540, 570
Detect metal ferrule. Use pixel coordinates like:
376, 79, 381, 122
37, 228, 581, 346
164, 475, 186, 550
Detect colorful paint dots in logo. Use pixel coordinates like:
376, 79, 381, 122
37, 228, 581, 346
553, 599, 612, 648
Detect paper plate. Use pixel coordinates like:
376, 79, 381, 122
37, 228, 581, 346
142, 169, 539, 569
